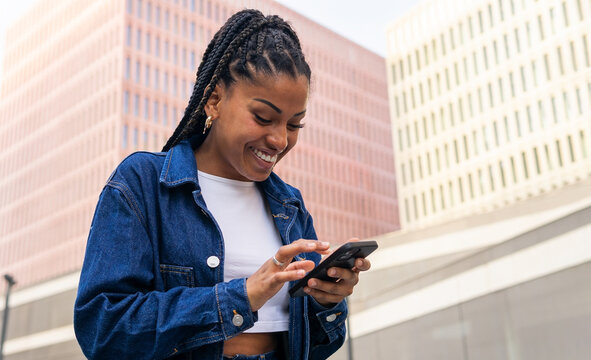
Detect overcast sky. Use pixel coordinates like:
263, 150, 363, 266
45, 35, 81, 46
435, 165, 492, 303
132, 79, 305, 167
0, 0, 424, 87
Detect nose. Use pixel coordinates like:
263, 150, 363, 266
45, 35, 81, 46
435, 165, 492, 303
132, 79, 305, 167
267, 124, 288, 153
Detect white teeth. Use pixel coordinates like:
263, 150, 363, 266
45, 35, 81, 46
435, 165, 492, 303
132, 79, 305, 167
253, 148, 277, 163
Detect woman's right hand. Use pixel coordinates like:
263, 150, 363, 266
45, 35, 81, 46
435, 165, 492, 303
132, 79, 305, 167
246, 239, 330, 312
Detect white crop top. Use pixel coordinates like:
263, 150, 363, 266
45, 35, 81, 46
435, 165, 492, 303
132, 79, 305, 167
197, 170, 289, 333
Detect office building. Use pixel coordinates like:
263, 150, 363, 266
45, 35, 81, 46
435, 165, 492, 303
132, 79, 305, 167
386, 0, 591, 230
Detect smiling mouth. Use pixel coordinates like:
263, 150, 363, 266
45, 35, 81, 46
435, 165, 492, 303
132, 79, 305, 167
252, 147, 278, 163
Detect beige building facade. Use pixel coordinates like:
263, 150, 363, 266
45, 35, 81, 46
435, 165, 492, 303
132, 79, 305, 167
386, 0, 591, 230
0, 0, 397, 358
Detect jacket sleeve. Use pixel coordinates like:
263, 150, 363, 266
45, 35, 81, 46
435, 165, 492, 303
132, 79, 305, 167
301, 211, 348, 359
74, 185, 256, 360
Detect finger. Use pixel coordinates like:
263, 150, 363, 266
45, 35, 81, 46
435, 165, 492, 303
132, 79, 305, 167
305, 286, 348, 304
271, 269, 308, 284
307, 278, 354, 298
275, 239, 330, 264
285, 259, 315, 273
351, 258, 371, 272
325, 267, 359, 283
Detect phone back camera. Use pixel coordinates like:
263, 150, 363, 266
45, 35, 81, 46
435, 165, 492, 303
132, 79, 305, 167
336, 248, 360, 261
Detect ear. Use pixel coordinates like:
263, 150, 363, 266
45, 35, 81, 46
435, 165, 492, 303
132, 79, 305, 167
204, 84, 223, 118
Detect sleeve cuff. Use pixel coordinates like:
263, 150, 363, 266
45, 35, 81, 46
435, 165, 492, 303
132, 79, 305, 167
309, 297, 348, 335
215, 279, 258, 339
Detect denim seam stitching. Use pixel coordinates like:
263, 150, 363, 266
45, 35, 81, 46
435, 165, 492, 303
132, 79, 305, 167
215, 284, 228, 339
106, 180, 147, 229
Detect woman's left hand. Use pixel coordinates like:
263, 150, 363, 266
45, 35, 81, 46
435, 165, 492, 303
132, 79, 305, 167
304, 252, 371, 307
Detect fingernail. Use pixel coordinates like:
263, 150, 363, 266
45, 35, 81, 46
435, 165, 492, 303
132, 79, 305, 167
328, 269, 336, 276
320, 241, 329, 247
309, 280, 317, 287
304, 287, 311, 293
307, 243, 315, 248
297, 270, 305, 276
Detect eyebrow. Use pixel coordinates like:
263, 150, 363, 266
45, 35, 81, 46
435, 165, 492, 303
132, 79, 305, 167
254, 98, 282, 114
253, 98, 306, 117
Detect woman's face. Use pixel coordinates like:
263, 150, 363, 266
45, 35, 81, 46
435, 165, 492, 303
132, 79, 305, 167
196, 73, 309, 182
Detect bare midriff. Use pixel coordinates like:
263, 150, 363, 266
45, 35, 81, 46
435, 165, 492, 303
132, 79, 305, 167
223, 332, 282, 356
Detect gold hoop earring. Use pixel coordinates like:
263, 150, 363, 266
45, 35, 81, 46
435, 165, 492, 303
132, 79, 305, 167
203, 115, 213, 134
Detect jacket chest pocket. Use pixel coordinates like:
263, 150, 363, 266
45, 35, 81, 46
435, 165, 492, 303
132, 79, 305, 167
159, 264, 196, 290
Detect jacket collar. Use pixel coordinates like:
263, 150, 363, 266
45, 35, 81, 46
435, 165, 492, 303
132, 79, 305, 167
158, 140, 303, 210
159, 140, 199, 188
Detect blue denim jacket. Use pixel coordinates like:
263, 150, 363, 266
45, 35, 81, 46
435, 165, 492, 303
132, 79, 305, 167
74, 140, 347, 360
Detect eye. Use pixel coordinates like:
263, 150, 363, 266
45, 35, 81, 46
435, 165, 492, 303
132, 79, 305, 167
254, 114, 272, 124
287, 123, 305, 130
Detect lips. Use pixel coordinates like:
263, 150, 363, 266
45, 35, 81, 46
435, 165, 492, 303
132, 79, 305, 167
251, 147, 278, 163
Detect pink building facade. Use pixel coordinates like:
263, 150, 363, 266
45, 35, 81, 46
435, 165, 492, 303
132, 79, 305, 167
0, 0, 398, 290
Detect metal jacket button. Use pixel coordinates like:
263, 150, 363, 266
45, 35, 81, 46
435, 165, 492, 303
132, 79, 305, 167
326, 313, 337, 322
207, 256, 220, 268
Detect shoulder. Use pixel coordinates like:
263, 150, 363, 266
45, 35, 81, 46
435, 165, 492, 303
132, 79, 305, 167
107, 151, 167, 189
264, 172, 304, 200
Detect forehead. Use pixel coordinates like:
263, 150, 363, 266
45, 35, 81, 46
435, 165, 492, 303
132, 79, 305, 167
227, 73, 309, 106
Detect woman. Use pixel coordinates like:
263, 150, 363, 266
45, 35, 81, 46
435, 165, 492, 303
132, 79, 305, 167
74, 9, 370, 360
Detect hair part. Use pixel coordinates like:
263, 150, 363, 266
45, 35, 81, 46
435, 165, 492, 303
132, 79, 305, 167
162, 9, 311, 152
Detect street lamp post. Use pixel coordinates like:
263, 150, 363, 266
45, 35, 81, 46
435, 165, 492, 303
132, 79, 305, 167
346, 297, 354, 360
0, 274, 16, 360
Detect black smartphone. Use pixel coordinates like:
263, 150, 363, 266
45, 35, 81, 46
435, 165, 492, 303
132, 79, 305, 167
289, 240, 378, 297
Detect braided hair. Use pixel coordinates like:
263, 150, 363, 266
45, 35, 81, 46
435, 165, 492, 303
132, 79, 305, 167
162, 9, 311, 151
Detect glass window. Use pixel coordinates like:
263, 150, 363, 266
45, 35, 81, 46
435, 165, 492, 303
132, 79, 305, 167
144, 97, 149, 119
156, 6, 160, 25
557, 46, 565, 75
147, 2, 152, 21
133, 128, 138, 147
537, 15, 545, 40
122, 125, 128, 148
155, 36, 160, 57
521, 152, 529, 179
125, 57, 130, 79
136, 29, 142, 50
499, 161, 506, 187
134, 94, 139, 116
583, 35, 590, 67
570, 41, 578, 71
135, 61, 140, 83
544, 54, 551, 80
146, 33, 151, 53
510, 157, 517, 183
580, 131, 588, 158
567, 135, 575, 162
556, 140, 564, 167
154, 101, 159, 123
164, 72, 169, 93
124, 91, 130, 114
154, 68, 159, 90
126, 25, 132, 46
545, 144, 553, 170
163, 104, 169, 125
137, 0, 142, 18
145, 64, 150, 86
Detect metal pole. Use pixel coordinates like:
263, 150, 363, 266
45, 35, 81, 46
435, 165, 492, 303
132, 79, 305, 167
346, 297, 353, 360
0, 274, 16, 360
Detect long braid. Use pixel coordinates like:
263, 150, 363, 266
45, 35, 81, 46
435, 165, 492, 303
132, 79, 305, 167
162, 9, 311, 151
174, 17, 269, 144
162, 11, 259, 151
